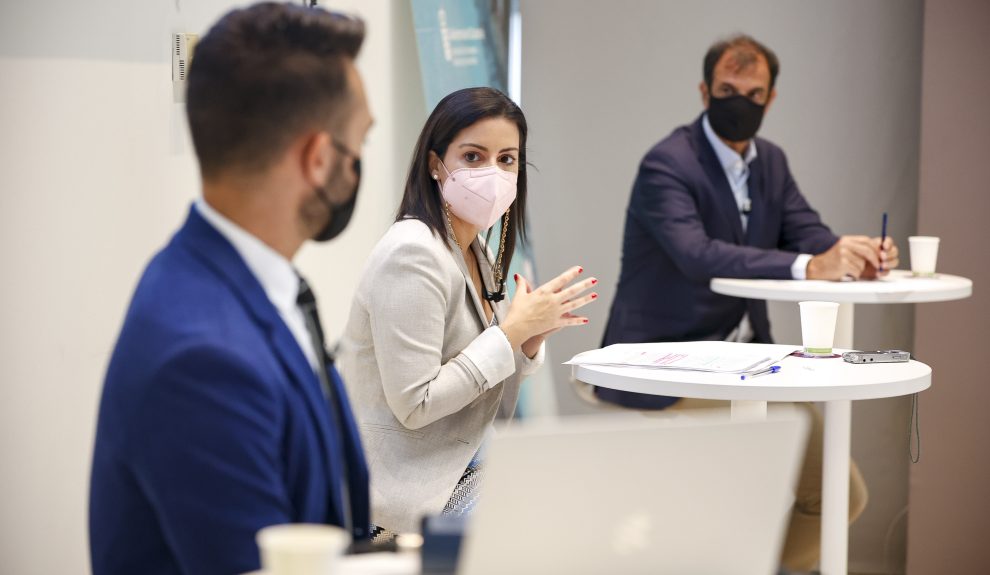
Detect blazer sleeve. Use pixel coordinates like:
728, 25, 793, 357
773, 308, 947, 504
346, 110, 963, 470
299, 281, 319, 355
127, 343, 289, 575
517, 340, 546, 377
629, 150, 800, 281
366, 239, 516, 430
775, 153, 839, 255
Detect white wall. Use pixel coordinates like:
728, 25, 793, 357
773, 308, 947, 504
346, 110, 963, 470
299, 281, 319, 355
520, 0, 922, 571
0, 1, 424, 573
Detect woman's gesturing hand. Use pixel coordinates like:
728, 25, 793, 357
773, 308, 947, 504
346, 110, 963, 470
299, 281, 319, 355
500, 266, 598, 355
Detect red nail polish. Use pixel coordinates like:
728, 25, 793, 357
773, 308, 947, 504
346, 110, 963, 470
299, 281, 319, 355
514, 273, 519, 281
583, 319, 589, 324
591, 293, 598, 299
591, 279, 598, 285
578, 267, 584, 273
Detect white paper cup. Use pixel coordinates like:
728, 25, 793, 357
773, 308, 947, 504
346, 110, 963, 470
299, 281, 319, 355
256, 524, 350, 575
908, 236, 940, 277
799, 301, 839, 356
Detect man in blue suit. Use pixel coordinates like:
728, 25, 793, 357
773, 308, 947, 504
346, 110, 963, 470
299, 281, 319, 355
596, 35, 899, 571
89, 5, 373, 574
600, 35, 899, 409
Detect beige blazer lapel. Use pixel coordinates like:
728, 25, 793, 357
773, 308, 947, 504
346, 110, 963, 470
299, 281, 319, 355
450, 236, 502, 329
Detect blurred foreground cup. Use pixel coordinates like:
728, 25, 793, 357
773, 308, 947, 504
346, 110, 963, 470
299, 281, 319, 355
256, 523, 351, 575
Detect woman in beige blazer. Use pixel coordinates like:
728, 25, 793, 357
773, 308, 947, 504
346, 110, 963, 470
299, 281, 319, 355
337, 88, 597, 536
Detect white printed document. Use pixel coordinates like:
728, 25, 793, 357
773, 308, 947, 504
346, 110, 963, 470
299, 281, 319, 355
565, 341, 797, 374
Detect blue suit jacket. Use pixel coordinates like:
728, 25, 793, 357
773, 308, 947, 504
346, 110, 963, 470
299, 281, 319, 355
90, 206, 370, 575
599, 115, 837, 408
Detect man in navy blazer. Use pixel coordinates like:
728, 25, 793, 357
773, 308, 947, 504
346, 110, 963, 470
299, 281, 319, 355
599, 34, 899, 409
89, 5, 374, 574
596, 35, 898, 571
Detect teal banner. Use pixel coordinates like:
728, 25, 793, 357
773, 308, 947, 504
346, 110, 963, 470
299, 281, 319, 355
411, 0, 509, 111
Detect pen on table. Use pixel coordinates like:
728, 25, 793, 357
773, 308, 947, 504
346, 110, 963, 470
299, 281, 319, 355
740, 365, 781, 380
879, 211, 888, 272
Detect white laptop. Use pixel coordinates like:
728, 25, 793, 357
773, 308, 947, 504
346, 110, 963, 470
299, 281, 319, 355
457, 408, 809, 575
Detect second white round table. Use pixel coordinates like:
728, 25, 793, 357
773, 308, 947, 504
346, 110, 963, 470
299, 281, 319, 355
573, 342, 931, 575
710, 269, 972, 348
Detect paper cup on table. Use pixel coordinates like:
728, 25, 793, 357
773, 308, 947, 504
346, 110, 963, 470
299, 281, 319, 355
256, 524, 350, 575
908, 236, 940, 277
799, 301, 839, 356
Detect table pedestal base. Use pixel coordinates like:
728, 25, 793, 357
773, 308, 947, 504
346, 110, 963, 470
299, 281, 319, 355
835, 303, 855, 350
731, 397, 853, 575
821, 399, 852, 575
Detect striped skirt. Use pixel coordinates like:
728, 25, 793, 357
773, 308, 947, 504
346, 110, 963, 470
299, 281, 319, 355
370, 463, 484, 543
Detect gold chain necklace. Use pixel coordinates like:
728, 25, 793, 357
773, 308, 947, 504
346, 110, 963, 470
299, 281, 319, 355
444, 202, 509, 289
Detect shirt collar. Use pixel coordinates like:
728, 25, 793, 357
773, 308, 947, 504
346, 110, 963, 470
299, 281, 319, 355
702, 113, 758, 175
194, 198, 300, 314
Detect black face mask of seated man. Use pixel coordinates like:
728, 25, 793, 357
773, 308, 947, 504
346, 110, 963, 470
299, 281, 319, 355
707, 93, 766, 142
313, 155, 361, 242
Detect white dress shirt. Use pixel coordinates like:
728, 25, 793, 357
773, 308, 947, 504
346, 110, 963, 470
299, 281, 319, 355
702, 115, 812, 342
195, 198, 319, 371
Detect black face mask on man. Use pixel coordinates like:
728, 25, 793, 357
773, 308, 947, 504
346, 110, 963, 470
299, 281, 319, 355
707, 93, 766, 142
313, 150, 361, 242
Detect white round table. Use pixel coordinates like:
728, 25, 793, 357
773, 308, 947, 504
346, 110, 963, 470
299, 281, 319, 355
710, 269, 972, 348
573, 344, 932, 575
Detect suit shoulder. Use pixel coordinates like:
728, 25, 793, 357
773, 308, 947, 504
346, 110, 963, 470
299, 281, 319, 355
113, 243, 272, 377
753, 135, 788, 163
374, 219, 449, 264
359, 219, 455, 299
130, 244, 242, 325
641, 123, 696, 169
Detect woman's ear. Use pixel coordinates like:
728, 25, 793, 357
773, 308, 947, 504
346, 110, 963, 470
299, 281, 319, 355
427, 150, 442, 184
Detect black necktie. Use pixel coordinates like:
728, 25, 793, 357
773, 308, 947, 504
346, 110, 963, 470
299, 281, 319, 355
296, 276, 352, 533
296, 277, 336, 371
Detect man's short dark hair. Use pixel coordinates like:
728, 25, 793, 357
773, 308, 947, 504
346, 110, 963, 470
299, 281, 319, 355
186, 2, 365, 179
703, 34, 779, 91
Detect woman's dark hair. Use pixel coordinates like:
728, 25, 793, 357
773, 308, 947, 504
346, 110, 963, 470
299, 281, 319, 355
397, 87, 528, 288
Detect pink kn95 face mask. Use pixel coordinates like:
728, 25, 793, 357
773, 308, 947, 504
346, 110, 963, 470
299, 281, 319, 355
437, 160, 518, 230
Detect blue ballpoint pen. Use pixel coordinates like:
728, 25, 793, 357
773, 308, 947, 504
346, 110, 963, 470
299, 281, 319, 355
740, 365, 781, 380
